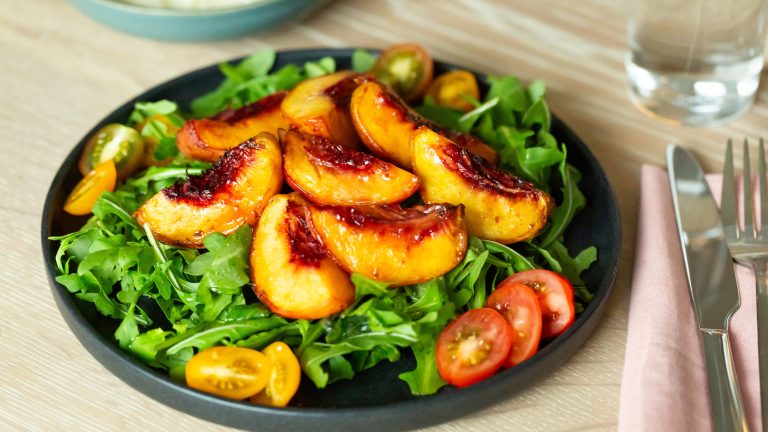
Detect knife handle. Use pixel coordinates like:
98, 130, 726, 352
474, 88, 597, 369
702, 329, 749, 432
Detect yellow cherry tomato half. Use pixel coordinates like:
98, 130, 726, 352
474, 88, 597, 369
250, 342, 301, 407
426, 70, 480, 112
185, 346, 273, 400
63, 160, 117, 216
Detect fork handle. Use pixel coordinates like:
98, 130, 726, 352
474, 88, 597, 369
755, 266, 768, 430
701, 329, 749, 431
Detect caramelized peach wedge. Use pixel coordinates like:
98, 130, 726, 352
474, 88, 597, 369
135, 133, 283, 248
308, 203, 468, 286
411, 127, 553, 244
281, 71, 363, 148
251, 194, 355, 319
350, 79, 498, 170
282, 129, 420, 206
176, 92, 288, 162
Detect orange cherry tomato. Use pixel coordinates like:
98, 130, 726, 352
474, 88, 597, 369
63, 160, 117, 216
250, 341, 301, 407
372, 43, 434, 102
185, 346, 273, 400
486, 282, 542, 367
502, 269, 576, 338
426, 70, 480, 112
435, 308, 513, 388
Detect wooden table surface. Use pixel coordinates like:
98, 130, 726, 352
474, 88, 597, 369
2, 0, 767, 430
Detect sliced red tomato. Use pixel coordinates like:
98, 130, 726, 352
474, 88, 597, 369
486, 282, 542, 367
502, 269, 575, 338
185, 346, 273, 400
63, 160, 117, 216
426, 70, 480, 112
372, 43, 434, 102
250, 341, 301, 407
436, 308, 513, 388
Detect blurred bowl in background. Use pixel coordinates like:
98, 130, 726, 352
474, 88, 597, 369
68, 0, 333, 42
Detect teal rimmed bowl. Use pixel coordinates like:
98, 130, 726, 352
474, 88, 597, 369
68, 0, 333, 41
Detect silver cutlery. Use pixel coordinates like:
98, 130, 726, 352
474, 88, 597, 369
668, 144, 749, 432
721, 138, 768, 430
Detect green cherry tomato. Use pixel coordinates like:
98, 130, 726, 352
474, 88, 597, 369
78, 123, 145, 179
371, 43, 434, 102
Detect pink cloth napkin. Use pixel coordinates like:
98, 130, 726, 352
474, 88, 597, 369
619, 164, 761, 432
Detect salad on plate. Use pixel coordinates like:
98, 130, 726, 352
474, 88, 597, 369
52, 43, 597, 407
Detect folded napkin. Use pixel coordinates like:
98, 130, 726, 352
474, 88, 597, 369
619, 164, 761, 432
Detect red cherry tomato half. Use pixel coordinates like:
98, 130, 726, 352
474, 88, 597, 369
371, 43, 434, 102
436, 308, 513, 388
486, 282, 542, 367
501, 269, 575, 338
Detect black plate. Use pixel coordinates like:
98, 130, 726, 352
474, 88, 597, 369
41, 49, 620, 432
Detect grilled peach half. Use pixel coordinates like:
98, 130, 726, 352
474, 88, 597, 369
308, 204, 467, 286
281, 71, 362, 148
250, 194, 355, 319
134, 133, 283, 248
282, 129, 420, 206
411, 127, 552, 244
176, 92, 288, 162
350, 80, 497, 169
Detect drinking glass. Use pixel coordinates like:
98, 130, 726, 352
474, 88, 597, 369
626, 0, 768, 126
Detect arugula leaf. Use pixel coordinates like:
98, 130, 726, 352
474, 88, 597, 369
186, 226, 252, 321
399, 334, 445, 395
398, 301, 454, 395
549, 241, 597, 303
115, 307, 139, 349
351, 49, 377, 72
301, 330, 418, 388
304, 56, 336, 78
457, 97, 499, 133
128, 328, 171, 362
351, 272, 393, 299
235, 323, 301, 350
538, 147, 586, 247
157, 317, 286, 357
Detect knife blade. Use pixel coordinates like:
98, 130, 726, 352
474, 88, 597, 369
667, 144, 748, 432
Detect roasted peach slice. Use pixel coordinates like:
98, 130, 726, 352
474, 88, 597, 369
280, 71, 362, 148
411, 127, 553, 244
176, 92, 288, 162
350, 80, 498, 170
282, 129, 419, 206
250, 194, 355, 319
308, 204, 467, 286
134, 133, 283, 248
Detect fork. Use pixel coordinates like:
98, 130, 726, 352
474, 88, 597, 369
721, 138, 768, 429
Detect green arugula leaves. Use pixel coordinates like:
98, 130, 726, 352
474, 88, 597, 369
190, 50, 337, 118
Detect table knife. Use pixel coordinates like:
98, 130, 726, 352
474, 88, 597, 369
667, 145, 749, 432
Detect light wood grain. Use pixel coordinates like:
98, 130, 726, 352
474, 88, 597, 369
1, 0, 765, 430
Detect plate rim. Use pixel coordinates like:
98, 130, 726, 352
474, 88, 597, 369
41, 47, 621, 432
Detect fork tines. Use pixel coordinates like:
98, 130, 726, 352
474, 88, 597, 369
721, 138, 767, 241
